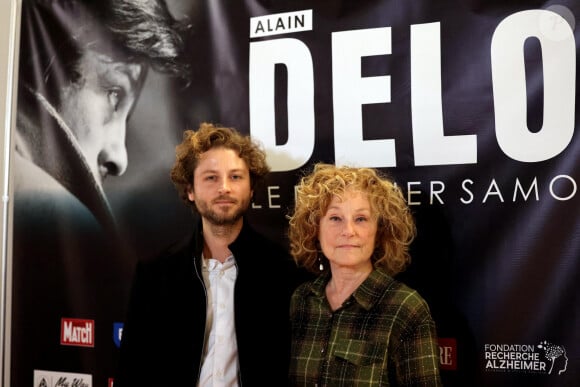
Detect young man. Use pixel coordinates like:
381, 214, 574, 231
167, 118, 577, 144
116, 123, 307, 385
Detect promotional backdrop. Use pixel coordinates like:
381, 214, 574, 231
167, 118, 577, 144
9, 1, 579, 386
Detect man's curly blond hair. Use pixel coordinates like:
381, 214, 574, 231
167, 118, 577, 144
287, 163, 416, 276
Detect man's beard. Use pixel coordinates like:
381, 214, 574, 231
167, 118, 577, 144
196, 196, 250, 226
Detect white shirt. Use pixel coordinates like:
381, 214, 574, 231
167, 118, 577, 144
198, 254, 239, 387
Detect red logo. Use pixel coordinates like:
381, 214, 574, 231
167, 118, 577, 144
438, 337, 457, 370
60, 318, 94, 347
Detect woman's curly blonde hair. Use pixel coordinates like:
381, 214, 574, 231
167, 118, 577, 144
287, 163, 416, 276
170, 122, 270, 212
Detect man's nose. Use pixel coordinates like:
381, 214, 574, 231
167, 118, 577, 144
99, 142, 128, 177
218, 178, 231, 193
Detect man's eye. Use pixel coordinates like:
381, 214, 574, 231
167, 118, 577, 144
107, 88, 125, 111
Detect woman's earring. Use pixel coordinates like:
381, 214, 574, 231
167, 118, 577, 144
318, 255, 324, 271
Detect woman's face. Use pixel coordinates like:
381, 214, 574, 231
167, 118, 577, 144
318, 189, 377, 271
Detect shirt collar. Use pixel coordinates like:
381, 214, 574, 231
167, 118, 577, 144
201, 253, 235, 271
308, 268, 395, 311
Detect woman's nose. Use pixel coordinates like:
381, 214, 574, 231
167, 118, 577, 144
341, 220, 355, 235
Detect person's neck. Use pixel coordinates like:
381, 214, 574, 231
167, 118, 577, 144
201, 218, 243, 263
326, 264, 372, 310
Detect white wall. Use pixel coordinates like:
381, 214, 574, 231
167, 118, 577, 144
0, 0, 22, 385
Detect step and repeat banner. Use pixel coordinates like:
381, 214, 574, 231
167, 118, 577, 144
10, 0, 578, 386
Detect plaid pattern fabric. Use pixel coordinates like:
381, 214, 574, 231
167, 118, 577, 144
289, 268, 443, 386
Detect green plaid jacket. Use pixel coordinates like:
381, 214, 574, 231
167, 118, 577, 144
289, 268, 443, 386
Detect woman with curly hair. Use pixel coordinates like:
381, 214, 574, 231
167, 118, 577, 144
287, 163, 442, 386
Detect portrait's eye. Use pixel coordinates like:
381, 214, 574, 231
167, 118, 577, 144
107, 87, 125, 111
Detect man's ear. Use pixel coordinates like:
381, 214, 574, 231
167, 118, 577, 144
187, 185, 195, 201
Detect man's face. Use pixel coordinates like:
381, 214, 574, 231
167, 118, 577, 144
187, 147, 253, 227
58, 48, 144, 183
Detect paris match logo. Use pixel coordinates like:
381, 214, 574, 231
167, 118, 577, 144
60, 318, 94, 347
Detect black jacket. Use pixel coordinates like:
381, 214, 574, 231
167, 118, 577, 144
116, 217, 305, 386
